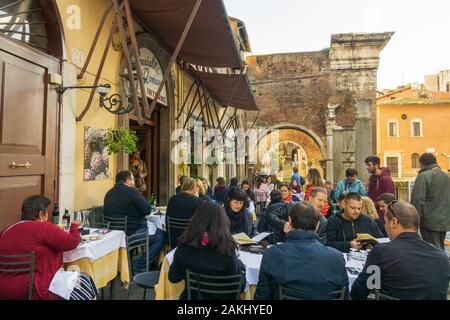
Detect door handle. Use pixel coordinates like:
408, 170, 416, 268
9, 161, 32, 169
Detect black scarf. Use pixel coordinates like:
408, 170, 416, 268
226, 207, 247, 235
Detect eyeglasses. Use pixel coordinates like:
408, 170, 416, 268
387, 200, 399, 220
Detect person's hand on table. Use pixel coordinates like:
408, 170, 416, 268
350, 239, 363, 250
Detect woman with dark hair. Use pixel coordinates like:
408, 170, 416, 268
225, 188, 255, 237
0, 195, 97, 300
241, 180, 256, 203
168, 202, 244, 300
279, 183, 302, 203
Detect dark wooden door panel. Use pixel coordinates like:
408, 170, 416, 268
0, 176, 42, 230
0, 56, 45, 152
0, 35, 59, 231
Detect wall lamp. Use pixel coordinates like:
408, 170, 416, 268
56, 83, 135, 115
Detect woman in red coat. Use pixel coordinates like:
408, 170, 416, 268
0, 195, 94, 300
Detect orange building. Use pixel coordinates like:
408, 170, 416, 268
377, 85, 450, 184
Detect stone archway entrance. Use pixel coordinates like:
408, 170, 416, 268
255, 126, 325, 182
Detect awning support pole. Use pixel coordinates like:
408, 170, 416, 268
176, 80, 196, 120
147, 0, 203, 118
112, 0, 144, 125
77, 2, 113, 80
123, 0, 150, 118
76, 23, 116, 122
183, 82, 201, 129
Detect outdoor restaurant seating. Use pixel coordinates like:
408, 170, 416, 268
0, 252, 35, 300
126, 233, 160, 300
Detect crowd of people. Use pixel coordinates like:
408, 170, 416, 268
0, 152, 448, 300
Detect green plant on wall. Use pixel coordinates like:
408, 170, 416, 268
103, 127, 138, 155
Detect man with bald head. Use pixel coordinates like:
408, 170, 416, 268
351, 201, 449, 300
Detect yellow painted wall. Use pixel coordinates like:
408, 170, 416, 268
377, 103, 450, 178
57, 0, 122, 209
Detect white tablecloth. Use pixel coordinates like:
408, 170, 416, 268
163, 249, 262, 287
63, 230, 126, 263
163, 247, 368, 292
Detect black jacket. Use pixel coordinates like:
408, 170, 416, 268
258, 200, 283, 233
103, 183, 149, 236
326, 212, 384, 253
225, 207, 255, 237
166, 192, 203, 246
168, 243, 245, 300
351, 232, 449, 300
265, 202, 328, 244
254, 231, 349, 300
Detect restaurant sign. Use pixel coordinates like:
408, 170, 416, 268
137, 47, 168, 107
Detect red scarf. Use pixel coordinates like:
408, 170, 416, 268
283, 193, 293, 203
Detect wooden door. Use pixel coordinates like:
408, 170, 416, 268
0, 36, 59, 231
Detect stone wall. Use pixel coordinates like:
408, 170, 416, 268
246, 32, 393, 184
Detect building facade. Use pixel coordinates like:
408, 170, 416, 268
0, 0, 257, 230
377, 86, 450, 182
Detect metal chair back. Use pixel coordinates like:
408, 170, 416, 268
186, 269, 244, 300
279, 285, 346, 300
166, 216, 191, 249
104, 216, 128, 234
90, 221, 110, 230
125, 232, 149, 280
0, 252, 35, 300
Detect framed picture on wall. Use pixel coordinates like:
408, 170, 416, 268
84, 127, 109, 181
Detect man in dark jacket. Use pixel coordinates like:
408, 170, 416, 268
365, 155, 395, 215
104, 171, 164, 267
255, 202, 349, 300
351, 201, 449, 300
265, 189, 328, 245
411, 153, 450, 250
326, 192, 383, 252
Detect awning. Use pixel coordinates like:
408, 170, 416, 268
130, 0, 243, 68
192, 70, 259, 111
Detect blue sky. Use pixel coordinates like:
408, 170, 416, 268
223, 0, 450, 89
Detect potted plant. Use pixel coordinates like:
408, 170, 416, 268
103, 127, 138, 155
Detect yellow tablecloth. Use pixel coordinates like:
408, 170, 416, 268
154, 256, 256, 300
64, 247, 129, 289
